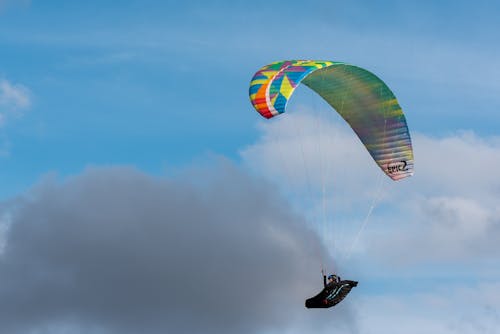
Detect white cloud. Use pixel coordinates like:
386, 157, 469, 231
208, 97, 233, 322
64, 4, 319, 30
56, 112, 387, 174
356, 282, 500, 334
412, 131, 500, 200
241, 107, 382, 205
241, 110, 500, 265
0, 0, 30, 11
0, 79, 31, 127
424, 196, 492, 240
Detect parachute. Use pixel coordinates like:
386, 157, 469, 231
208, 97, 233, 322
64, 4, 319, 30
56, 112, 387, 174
249, 60, 414, 180
248, 60, 414, 308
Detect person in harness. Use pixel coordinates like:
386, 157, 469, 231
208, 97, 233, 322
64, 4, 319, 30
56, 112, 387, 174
305, 269, 358, 309
324, 273, 341, 289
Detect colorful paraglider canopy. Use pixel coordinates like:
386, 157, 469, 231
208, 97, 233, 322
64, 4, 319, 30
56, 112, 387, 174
249, 60, 414, 181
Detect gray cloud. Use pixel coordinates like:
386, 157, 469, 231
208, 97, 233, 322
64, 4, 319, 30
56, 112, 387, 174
0, 162, 358, 334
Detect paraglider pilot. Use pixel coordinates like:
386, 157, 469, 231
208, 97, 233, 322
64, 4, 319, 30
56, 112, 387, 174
305, 269, 358, 308
323, 269, 341, 289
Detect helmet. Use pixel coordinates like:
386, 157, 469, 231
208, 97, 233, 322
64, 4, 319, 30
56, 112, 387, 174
328, 274, 336, 280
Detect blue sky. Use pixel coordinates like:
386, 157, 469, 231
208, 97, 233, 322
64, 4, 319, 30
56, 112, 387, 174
1, 0, 499, 198
1, 1, 499, 333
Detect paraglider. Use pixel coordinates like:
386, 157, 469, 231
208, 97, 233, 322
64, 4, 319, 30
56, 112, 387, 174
249, 60, 414, 180
305, 272, 358, 308
248, 60, 414, 308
